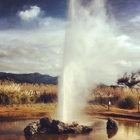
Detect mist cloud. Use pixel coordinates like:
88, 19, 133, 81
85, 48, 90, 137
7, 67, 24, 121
58, 0, 140, 123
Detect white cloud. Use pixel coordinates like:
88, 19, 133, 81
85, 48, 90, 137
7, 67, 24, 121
18, 6, 41, 21
1, 4, 140, 79
0, 6, 66, 76
0, 27, 65, 75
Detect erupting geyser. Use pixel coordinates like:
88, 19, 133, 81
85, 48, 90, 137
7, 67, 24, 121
58, 0, 119, 123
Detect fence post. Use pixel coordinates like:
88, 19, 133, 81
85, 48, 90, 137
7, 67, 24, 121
138, 101, 140, 113
108, 101, 111, 111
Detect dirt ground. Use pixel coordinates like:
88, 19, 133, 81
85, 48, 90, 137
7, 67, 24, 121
0, 103, 57, 121
0, 103, 140, 122
86, 104, 140, 122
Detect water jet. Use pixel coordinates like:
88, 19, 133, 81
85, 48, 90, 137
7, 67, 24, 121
24, 0, 121, 135
58, 0, 118, 123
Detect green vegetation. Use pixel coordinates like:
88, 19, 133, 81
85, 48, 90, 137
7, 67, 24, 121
118, 95, 137, 109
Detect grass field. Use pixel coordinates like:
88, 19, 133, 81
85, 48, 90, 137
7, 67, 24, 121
0, 80, 57, 104
0, 80, 140, 121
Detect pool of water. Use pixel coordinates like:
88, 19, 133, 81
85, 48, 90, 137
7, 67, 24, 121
0, 118, 140, 140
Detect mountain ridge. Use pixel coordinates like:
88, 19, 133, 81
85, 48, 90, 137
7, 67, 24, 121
0, 72, 58, 85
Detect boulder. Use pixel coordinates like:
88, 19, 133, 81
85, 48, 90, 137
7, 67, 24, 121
38, 126, 51, 134
24, 117, 93, 136
82, 125, 93, 133
69, 121, 79, 127
40, 117, 52, 128
24, 122, 40, 136
68, 122, 92, 133
51, 120, 69, 134
106, 118, 118, 130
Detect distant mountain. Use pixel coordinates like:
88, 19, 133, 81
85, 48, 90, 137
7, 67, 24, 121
0, 72, 58, 85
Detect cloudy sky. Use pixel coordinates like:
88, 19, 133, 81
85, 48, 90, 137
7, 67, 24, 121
0, 0, 140, 78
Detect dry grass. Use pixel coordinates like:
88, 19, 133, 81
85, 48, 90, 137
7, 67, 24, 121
0, 80, 58, 104
1, 80, 140, 121
91, 86, 140, 108
0, 80, 57, 95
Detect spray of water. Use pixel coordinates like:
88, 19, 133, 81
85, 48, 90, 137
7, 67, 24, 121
58, 0, 121, 123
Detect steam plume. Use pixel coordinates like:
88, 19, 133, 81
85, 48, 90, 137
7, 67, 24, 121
58, 0, 120, 123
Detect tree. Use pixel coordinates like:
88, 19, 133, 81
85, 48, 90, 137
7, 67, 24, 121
117, 70, 140, 88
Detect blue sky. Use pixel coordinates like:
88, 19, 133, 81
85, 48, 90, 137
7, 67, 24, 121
0, 0, 140, 79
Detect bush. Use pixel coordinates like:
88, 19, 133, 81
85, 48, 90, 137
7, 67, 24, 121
118, 96, 137, 109
40, 93, 57, 103
21, 94, 30, 104
0, 93, 9, 104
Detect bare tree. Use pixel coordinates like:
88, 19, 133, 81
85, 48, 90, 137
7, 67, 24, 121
117, 70, 140, 88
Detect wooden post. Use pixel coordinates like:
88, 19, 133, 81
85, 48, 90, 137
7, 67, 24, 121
108, 101, 111, 111
138, 101, 140, 113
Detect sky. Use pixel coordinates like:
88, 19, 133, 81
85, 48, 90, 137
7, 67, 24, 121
0, 0, 140, 79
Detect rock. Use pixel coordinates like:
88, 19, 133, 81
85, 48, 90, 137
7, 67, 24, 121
38, 127, 52, 134
51, 120, 69, 134
69, 125, 83, 133
69, 121, 79, 127
40, 117, 52, 128
106, 118, 118, 130
82, 126, 93, 133
24, 122, 40, 136
69, 123, 92, 134
24, 117, 93, 136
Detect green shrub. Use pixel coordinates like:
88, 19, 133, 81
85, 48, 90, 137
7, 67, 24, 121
39, 93, 57, 103
0, 93, 9, 104
118, 96, 137, 109
21, 94, 30, 104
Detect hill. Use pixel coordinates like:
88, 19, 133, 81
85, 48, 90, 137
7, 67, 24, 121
0, 72, 58, 85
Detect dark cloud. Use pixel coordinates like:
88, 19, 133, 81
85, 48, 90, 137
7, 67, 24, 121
108, 0, 140, 21
0, 0, 67, 18
0, 0, 140, 19
0, 0, 139, 30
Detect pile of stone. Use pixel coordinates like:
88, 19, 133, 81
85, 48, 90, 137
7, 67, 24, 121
24, 117, 93, 136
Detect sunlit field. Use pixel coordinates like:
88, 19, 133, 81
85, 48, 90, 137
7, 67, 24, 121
0, 80, 57, 105
0, 80, 140, 121
92, 85, 140, 109
0, 80, 140, 110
